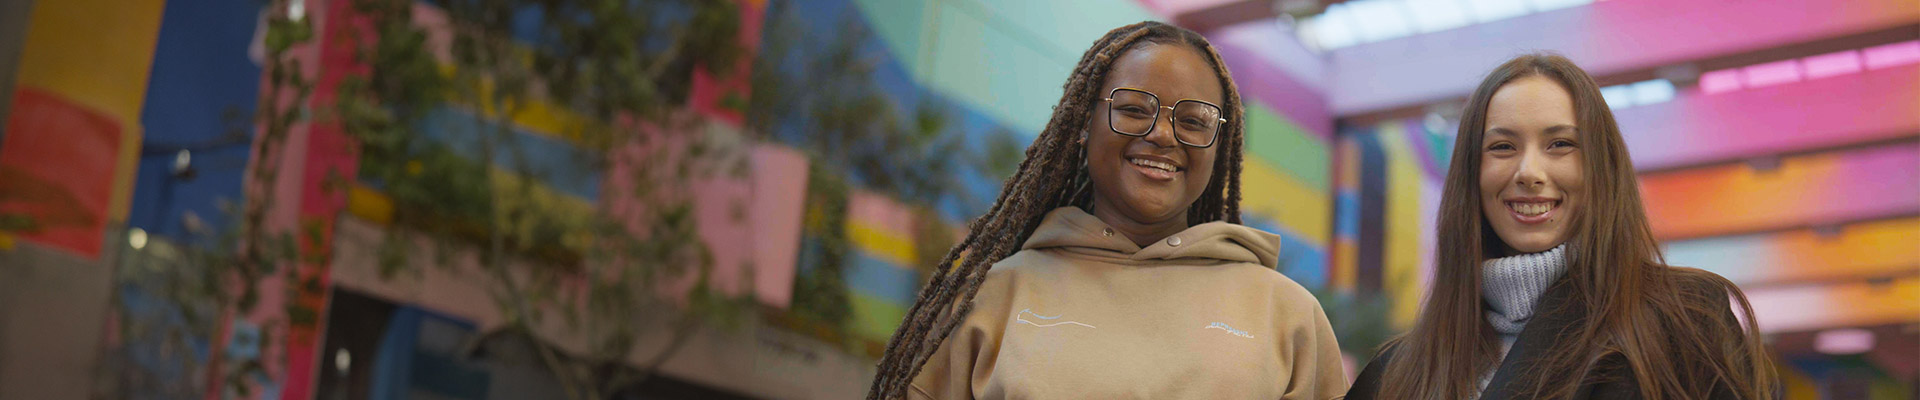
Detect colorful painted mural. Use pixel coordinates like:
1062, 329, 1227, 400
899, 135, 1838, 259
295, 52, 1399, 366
1, 0, 1913, 398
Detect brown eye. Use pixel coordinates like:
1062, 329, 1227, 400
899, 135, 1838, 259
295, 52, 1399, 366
1178, 117, 1207, 128
1549, 139, 1577, 149
1488, 142, 1515, 151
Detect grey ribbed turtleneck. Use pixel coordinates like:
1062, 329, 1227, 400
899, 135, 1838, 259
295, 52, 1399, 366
1483, 243, 1570, 336
1475, 243, 1570, 395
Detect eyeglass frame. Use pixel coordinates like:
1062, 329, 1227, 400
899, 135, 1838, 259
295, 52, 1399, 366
1100, 87, 1228, 148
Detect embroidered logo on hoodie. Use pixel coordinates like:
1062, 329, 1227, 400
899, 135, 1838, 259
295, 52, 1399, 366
1015, 308, 1096, 329
1205, 322, 1254, 338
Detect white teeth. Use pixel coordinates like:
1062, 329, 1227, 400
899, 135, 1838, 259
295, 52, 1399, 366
1509, 201, 1554, 216
1129, 158, 1178, 172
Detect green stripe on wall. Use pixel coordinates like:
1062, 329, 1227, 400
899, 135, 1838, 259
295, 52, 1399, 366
1243, 101, 1330, 191
850, 292, 910, 341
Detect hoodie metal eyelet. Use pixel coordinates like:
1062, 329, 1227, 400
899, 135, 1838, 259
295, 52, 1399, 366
1167, 236, 1182, 247
1102, 228, 1114, 237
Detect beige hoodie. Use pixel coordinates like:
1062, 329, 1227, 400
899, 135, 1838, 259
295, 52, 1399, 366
909, 207, 1348, 400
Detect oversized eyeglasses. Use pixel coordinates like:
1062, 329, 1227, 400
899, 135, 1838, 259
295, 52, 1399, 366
1102, 87, 1226, 148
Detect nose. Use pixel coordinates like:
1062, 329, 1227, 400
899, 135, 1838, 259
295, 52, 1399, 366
1141, 106, 1179, 148
1514, 150, 1548, 189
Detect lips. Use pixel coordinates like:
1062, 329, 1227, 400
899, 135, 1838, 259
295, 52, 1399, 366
1505, 197, 1559, 224
1127, 156, 1183, 181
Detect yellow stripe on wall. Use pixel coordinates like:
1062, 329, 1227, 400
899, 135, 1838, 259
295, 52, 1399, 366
1239, 156, 1330, 248
344, 167, 596, 229
1379, 125, 1431, 329
434, 64, 594, 143
347, 185, 396, 225
846, 221, 918, 267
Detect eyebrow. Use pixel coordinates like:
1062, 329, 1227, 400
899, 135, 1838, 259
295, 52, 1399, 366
1485, 125, 1578, 137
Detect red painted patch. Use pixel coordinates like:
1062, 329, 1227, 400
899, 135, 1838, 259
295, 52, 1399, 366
0, 87, 123, 259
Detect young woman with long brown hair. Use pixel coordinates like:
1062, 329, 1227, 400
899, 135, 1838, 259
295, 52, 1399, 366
1345, 53, 1777, 400
863, 21, 1347, 400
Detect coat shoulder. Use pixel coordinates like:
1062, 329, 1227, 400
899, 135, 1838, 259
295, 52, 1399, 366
1343, 341, 1402, 399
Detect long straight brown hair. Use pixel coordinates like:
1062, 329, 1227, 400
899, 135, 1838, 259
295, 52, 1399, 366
1378, 53, 1777, 399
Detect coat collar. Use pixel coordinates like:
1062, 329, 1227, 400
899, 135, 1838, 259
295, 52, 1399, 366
1480, 276, 1595, 400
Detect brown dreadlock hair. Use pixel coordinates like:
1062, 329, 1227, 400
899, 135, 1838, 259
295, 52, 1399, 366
863, 21, 1248, 399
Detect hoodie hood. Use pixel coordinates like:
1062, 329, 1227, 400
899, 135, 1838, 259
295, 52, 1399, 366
1021, 207, 1280, 267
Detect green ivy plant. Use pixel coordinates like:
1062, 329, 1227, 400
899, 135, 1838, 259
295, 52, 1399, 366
333, 0, 755, 398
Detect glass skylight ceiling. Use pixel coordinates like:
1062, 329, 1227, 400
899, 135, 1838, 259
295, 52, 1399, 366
1297, 0, 1597, 51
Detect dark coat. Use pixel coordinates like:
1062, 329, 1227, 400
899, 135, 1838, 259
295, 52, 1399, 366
1344, 277, 1746, 400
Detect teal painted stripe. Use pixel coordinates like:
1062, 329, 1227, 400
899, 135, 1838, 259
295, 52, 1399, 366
925, 6, 1068, 134
851, 0, 930, 74
853, 0, 1161, 135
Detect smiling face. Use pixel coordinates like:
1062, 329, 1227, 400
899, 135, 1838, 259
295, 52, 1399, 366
1479, 75, 1586, 254
1083, 43, 1222, 235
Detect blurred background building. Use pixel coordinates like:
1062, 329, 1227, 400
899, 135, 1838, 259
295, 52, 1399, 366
0, 0, 1913, 398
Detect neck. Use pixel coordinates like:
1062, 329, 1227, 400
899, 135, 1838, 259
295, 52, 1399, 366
1087, 198, 1190, 247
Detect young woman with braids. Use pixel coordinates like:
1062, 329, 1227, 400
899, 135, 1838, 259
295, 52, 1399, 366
863, 21, 1346, 400
1345, 54, 1777, 400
